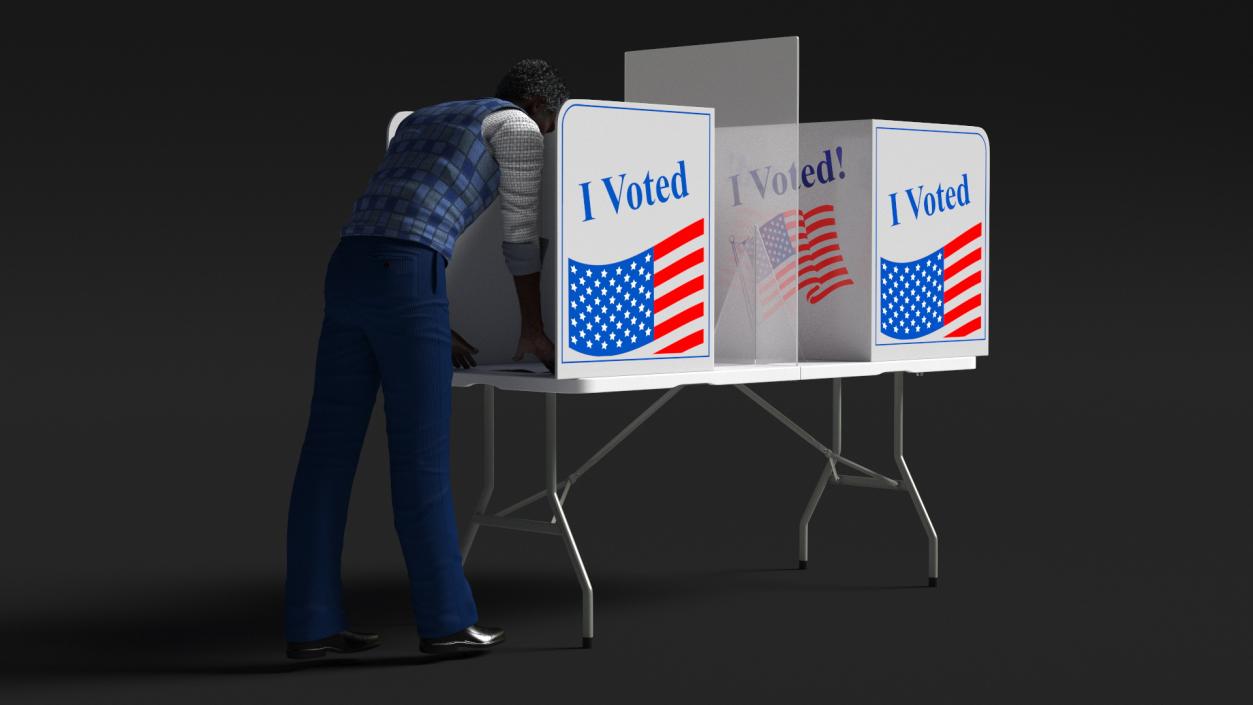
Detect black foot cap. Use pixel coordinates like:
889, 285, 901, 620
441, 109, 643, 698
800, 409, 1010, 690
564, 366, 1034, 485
583, 637, 593, 649
798, 560, 808, 570
929, 577, 938, 587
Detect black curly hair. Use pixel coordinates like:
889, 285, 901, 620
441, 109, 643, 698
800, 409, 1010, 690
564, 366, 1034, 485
494, 59, 569, 114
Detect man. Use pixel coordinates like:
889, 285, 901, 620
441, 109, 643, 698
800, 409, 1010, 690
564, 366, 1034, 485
284, 59, 568, 659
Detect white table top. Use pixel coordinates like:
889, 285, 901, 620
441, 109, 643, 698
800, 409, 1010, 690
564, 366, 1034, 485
452, 357, 977, 394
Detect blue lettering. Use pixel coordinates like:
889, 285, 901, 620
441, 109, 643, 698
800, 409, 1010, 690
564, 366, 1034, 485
772, 171, 788, 195
801, 163, 816, 188
579, 180, 595, 221
626, 181, 643, 210
816, 149, 834, 184
748, 166, 772, 199
601, 173, 627, 214
905, 185, 923, 219
581, 161, 690, 221
891, 173, 973, 225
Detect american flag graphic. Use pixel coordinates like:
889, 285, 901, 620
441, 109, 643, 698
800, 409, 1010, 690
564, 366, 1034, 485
567, 218, 707, 356
732, 204, 855, 321
879, 222, 984, 340
795, 204, 854, 303
745, 212, 799, 321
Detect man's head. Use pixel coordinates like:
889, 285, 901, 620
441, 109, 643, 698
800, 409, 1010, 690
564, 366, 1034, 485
495, 59, 569, 134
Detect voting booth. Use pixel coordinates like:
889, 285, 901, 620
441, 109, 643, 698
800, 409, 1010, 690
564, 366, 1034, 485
798, 121, 990, 361
392, 40, 989, 378
439, 37, 989, 648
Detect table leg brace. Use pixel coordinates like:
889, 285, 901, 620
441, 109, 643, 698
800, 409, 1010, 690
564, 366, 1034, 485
733, 373, 938, 585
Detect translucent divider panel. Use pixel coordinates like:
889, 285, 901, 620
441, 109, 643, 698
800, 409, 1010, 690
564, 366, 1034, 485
626, 37, 799, 365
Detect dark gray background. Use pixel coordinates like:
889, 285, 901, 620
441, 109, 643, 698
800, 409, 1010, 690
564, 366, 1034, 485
2, 7, 1248, 703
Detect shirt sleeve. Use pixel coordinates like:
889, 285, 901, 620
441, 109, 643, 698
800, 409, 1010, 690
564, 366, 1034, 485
482, 109, 545, 276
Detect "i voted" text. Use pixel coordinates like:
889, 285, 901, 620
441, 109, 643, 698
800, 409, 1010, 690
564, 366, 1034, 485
579, 160, 690, 222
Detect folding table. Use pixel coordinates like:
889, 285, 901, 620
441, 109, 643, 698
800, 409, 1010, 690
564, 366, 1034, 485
452, 357, 975, 648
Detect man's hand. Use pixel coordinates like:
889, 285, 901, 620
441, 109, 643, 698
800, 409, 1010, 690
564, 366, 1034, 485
513, 329, 554, 373
511, 270, 554, 373
451, 328, 479, 369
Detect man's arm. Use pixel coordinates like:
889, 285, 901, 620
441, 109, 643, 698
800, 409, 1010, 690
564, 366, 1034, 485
483, 108, 554, 370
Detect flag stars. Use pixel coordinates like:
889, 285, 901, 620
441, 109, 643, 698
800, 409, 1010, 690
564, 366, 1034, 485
570, 265, 578, 274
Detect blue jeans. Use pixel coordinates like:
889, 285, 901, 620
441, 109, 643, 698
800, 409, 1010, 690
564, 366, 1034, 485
285, 235, 478, 642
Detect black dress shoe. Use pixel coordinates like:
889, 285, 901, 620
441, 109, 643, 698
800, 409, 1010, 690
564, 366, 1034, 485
419, 624, 505, 654
286, 629, 381, 659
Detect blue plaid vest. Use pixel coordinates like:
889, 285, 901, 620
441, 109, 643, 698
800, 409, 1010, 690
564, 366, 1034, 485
339, 97, 521, 261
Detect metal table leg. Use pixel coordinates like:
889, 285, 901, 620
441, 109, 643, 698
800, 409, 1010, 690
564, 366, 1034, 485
799, 379, 841, 569
894, 372, 939, 586
461, 385, 495, 564
545, 392, 595, 648
735, 375, 936, 586
464, 386, 681, 647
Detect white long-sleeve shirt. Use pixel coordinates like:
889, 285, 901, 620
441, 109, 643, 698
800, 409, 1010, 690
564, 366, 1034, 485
481, 108, 546, 276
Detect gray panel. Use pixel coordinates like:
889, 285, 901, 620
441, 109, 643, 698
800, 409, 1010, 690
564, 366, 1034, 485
625, 37, 798, 127
626, 37, 799, 364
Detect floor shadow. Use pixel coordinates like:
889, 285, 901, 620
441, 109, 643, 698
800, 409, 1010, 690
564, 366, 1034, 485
0, 566, 928, 687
